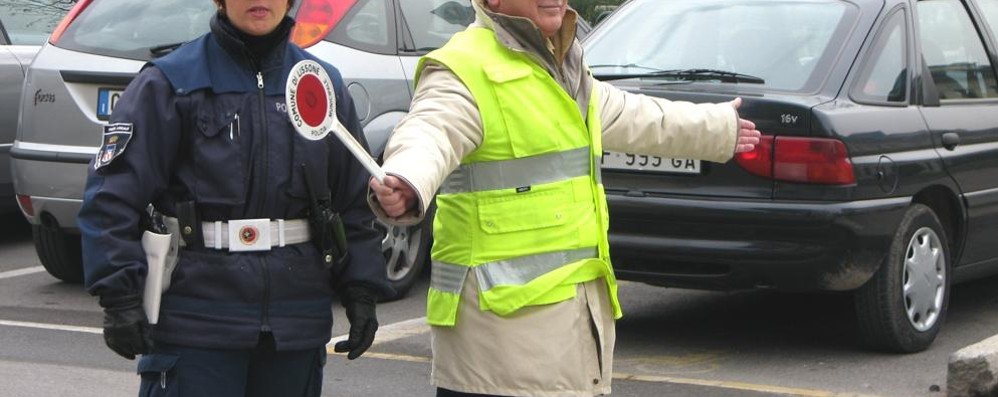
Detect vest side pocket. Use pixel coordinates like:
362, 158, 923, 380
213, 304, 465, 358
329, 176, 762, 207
475, 186, 582, 261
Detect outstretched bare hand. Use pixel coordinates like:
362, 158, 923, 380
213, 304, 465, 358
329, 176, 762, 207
729, 97, 762, 153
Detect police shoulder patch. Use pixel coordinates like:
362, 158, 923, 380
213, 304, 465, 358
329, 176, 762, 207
94, 123, 134, 170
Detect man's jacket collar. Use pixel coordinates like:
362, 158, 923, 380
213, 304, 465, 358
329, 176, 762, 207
470, 0, 578, 65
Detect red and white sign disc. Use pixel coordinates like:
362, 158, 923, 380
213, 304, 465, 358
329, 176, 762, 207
286, 60, 335, 140
285, 60, 388, 183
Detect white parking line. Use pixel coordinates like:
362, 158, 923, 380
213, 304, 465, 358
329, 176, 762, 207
0, 317, 881, 396
0, 315, 431, 343
327, 316, 429, 347
0, 266, 45, 280
0, 320, 102, 335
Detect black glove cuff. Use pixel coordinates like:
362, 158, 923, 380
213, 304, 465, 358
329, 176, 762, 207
340, 283, 378, 306
99, 294, 143, 312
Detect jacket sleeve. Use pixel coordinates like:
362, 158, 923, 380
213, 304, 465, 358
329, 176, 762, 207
324, 66, 394, 298
596, 79, 739, 163
373, 62, 483, 225
78, 66, 182, 304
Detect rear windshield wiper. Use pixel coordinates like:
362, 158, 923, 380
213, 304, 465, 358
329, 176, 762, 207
150, 42, 185, 57
595, 68, 765, 84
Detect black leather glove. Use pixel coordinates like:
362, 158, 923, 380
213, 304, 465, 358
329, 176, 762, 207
334, 284, 379, 360
100, 296, 153, 360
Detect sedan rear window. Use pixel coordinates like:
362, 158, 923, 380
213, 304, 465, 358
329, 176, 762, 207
585, 0, 858, 92
399, 0, 472, 51
1, 1, 64, 45
56, 0, 215, 61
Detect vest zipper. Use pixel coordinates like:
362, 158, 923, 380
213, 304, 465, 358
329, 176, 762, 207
255, 71, 269, 217
255, 71, 272, 333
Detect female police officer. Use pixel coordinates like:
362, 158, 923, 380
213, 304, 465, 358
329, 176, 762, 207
77, 0, 392, 395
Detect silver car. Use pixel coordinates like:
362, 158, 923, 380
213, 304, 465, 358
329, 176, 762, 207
13, 0, 542, 299
1, 1, 62, 214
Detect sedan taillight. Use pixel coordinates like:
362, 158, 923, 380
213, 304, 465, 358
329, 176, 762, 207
737, 136, 855, 185
291, 0, 358, 48
49, 0, 94, 45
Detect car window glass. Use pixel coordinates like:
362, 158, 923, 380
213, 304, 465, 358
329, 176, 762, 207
917, 0, 998, 99
584, 0, 856, 92
328, 0, 394, 54
978, 0, 998, 37
852, 10, 907, 104
0, 1, 64, 45
57, 0, 215, 61
399, 0, 472, 51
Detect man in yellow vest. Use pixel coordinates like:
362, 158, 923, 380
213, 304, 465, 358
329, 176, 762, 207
369, 0, 761, 396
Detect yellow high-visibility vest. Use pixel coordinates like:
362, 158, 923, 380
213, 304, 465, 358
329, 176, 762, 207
419, 27, 621, 326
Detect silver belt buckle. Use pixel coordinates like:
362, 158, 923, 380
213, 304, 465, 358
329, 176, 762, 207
227, 218, 272, 252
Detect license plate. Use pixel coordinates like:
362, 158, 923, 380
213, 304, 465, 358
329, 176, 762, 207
96, 88, 124, 121
601, 151, 701, 174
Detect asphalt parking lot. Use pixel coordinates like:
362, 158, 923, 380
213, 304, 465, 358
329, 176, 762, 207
1, 214, 997, 396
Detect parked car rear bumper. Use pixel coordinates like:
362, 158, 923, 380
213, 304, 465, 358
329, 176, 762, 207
10, 145, 90, 228
606, 193, 911, 292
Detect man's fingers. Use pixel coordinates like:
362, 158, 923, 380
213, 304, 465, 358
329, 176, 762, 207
382, 201, 408, 218
369, 177, 392, 194
739, 118, 756, 131
729, 97, 742, 110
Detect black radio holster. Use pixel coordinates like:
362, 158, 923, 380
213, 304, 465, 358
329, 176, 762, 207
301, 164, 349, 278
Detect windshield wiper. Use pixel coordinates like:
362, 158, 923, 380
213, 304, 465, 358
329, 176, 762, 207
150, 42, 185, 57
589, 63, 663, 72
595, 68, 765, 84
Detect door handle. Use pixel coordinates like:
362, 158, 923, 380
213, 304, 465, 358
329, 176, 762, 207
941, 132, 960, 150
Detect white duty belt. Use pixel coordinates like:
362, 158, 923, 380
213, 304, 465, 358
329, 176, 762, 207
164, 217, 311, 252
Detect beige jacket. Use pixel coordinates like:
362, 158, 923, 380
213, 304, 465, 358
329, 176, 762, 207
374, 0, 738, 225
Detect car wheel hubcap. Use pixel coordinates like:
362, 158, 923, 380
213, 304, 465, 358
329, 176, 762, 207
377, 220, 422, 282
902, 227, 945, 332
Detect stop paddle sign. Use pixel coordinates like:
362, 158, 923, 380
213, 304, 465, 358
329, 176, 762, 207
286, 60, 386, 182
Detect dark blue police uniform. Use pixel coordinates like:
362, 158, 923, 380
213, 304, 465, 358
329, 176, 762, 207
78, 13, 391, 397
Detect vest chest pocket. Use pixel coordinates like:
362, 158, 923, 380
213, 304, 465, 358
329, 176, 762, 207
192, 108, 245, 205
484, 63, 577, 158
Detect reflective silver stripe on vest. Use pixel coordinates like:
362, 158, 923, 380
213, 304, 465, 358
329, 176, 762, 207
594, 154, 603, 184
439, 147, 591, 194
473, 247, 598, 292
431, 248, 598, 293
431, 260, 470, 294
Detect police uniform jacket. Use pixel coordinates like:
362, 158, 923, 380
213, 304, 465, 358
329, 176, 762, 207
78, 14, 391, 351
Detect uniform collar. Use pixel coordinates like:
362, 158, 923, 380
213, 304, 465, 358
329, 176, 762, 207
209, 11, 295, 72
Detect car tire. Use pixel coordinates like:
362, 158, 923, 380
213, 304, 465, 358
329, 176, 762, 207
32, 224, 84, 284
376, 204, 434, 301
854, 204, 950, 353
